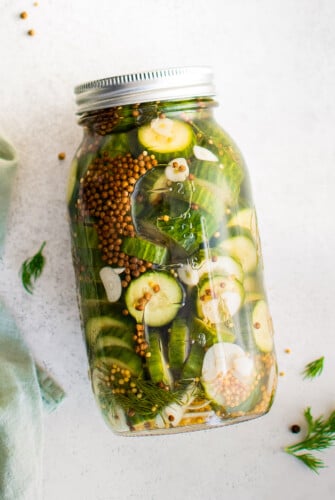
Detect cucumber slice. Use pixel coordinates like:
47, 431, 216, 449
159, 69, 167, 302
94, 326, 134, 351
121, 236, 169, 265
156, 209, 218, 256
147, 331, 173, 387
125, 271, 183, 326
95, 333, 132, 351
197, 274, 244, 322
191, 318, 235, 347
191, 160, 243, 207
252, 300, 274, 353
227, 208, 258, 241
198, 255, 244, 283
142, 167, 223, 218
220, 235, 258, 274
95, 346, 143, 377
138, 118, 194, 161
86, 315, 134, 348
168, 319, 189, 370
182, 343, 205, 380
201, 343, 254, 406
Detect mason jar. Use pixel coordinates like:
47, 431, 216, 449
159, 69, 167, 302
68, 67, 277, 435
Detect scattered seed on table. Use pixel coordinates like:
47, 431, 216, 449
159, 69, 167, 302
20, 11, 28, 19
27, 29, 35, 36
279, 371, 285, 377
290, 424, 301, 434
58, 152, 66, 160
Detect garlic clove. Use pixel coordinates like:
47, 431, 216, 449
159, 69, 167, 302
99, 266, 123, 302
164, 157, 189, 182
193, 145, 218, 162
177, 264, 199, 286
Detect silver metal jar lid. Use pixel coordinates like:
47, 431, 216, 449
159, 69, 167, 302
75, 66, 215, 114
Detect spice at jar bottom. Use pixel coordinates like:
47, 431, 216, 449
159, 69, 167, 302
68, 67, 277, 435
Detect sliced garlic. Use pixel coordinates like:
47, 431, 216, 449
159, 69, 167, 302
159, 383, 196, 427
164, 158, 189, 182
107, 405, 130, 432
151, 117, 174, 138
193, 145, 218, 162
99, 266, 123, 302
177, 264, 199, 286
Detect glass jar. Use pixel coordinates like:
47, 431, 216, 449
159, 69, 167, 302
68, 67, 277, 435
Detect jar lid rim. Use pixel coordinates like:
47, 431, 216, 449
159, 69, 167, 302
74, 66, 215, 113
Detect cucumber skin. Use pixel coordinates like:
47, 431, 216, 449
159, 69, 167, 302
191, 318, 235, 348
86, 314, 135, 348
121, 236, 169, 265
95, 346, 143, 376
98, 132, 130, 157
71, 223, 99, 249
181, 343, 205, 380
68, 152, 95, 214
95, 334, 133, 351
156, 209, 218, 256
137, 167, 224, 219
191, 160, 244, 208
168, 319, 189, 370
147, 331, 173, 387
233, 304, 258, 353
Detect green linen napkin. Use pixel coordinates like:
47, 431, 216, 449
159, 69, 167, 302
0, 299, 44, 500
0, 134, 18, 258
0, 135, 65, 499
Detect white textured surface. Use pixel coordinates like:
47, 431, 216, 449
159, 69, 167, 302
1, 0, 335, 498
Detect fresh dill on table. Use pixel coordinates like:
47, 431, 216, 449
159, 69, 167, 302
302, 356, 325, 380
20, 241, 47, 294
285, 407, 335, 473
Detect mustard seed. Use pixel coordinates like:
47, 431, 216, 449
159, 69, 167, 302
20, 11, 28, 19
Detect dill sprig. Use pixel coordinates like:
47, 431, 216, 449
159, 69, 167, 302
302, 356, 325, 380
95, 364, 191, 420
20, 241, 46, 294
285, 407, 335, 473
98, 378, 185, 419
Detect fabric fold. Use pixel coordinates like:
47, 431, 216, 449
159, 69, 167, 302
0, 299, 43, 500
